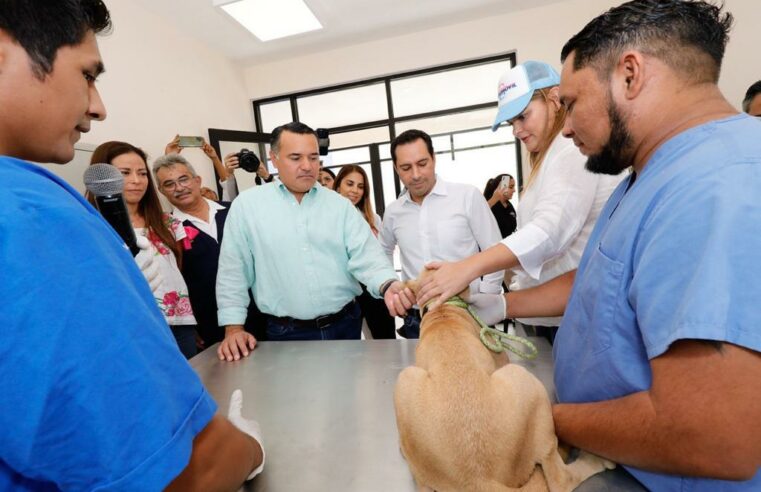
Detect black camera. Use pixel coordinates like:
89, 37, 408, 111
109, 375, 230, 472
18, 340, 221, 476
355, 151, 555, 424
316, 128, 330, 156
236, 148, 261, 173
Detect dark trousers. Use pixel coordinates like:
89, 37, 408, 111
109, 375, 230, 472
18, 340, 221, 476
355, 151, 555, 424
170, 324, 198, 359
521, 324, 559, 345
265, 301, 362, 341
357, 285, 396, 339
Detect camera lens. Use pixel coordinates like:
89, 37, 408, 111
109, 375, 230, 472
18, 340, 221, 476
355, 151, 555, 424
237, 149, 261, 173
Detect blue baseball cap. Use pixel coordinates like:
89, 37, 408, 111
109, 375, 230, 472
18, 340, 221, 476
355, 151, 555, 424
491, 61, 561, 131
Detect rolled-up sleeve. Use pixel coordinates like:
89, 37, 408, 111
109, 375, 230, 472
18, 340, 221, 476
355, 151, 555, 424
502, 145, 597, 280
345, 205, 396, 297
216, 199, 256, 325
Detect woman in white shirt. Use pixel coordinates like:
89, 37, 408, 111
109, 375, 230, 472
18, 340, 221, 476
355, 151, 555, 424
417, 61, 623, 340
88, 141, 198, 358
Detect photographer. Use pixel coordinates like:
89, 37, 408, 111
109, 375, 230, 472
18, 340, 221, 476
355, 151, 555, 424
223, 149, 273, 199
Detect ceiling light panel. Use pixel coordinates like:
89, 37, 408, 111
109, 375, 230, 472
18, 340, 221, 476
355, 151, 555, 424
215, 0, 323, 42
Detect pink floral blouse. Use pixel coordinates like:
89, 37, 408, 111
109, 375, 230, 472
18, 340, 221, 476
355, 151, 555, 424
135, 214, 196, 326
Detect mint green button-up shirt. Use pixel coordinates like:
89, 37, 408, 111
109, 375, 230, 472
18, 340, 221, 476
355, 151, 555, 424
216, 180, 396, 324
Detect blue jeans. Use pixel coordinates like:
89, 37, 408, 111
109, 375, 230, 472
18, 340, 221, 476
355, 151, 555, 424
265, 302, 362, 341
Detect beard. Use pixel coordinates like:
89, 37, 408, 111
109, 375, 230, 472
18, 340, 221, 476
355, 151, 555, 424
585, 96, 634, 175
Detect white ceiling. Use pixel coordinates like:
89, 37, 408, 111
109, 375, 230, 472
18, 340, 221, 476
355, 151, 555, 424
131, 0, 569, 64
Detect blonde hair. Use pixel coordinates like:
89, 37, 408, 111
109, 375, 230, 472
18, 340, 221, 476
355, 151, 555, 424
523, 88, 567, 190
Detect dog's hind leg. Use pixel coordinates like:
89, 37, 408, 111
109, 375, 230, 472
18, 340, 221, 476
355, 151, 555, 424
395, 367, 437, 491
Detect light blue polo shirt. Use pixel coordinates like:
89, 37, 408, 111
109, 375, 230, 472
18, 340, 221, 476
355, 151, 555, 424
216, 179, 396, 323
554, 114, 761, 491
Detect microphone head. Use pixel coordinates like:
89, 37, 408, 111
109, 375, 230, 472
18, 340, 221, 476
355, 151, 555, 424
84, 163, 124, 197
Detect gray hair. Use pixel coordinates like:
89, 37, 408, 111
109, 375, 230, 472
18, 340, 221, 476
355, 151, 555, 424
152, 153, 197, 177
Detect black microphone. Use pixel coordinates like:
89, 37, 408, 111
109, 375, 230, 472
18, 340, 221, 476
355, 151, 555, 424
83, 163, 141, 256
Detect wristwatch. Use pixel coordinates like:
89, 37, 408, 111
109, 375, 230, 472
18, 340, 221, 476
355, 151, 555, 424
379, 279, 396, 297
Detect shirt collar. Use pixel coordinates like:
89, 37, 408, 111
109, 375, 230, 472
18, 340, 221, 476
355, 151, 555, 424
172, 197, 225, 223
276, 177, 320, 200
399, 175, 446, 205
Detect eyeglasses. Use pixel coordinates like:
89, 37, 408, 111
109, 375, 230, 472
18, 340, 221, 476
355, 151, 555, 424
161, 175, 193, 191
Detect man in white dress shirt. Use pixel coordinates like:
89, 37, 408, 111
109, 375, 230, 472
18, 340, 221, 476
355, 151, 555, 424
380, 129, 504, 338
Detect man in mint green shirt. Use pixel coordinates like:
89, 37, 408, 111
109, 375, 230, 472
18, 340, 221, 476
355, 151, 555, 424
216, 123, 414, 361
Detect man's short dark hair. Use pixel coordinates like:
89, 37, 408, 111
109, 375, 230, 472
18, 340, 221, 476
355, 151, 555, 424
560, 0, 733, 84
0, 0, 112, 79
742, 80, 761, 113
271, 122, 317, 155
391, 129, 435, 165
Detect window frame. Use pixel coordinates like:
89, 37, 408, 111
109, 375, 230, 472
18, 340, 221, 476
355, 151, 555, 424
252, 52, 522, 213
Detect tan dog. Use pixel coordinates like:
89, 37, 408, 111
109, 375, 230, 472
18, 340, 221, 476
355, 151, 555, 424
394, 274, 614, 491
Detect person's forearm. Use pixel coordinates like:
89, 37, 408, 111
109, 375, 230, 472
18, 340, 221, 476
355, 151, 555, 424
211, 157, 228, 181
505, 269, 574, 318
167, 415, 263, 491
462, 243, 519, 281
553, 391, 757, 480
487, 194, 501, 207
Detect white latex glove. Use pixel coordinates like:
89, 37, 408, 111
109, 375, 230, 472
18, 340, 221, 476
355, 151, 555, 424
228, 389, 265, 479
134, 236, 162, 294
468, 293, 507, 326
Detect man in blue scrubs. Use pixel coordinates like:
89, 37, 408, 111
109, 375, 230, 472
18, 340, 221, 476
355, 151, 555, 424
0, 1, 262, 489
462, 0, 760, 490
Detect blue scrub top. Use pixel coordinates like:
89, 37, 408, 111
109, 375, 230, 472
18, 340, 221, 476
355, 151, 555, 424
0, 157, 217, 491
554, 114, 761, 491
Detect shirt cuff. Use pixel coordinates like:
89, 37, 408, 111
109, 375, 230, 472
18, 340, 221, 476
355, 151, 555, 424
501, 224, 554, 280
217, 307, 249, 327
366, 270, 398, 298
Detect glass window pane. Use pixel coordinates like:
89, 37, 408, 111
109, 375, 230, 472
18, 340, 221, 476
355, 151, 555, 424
258, 100, 292, 133
381, 159, 398, 214
297, 83, 388, 128
328, 126, 390, 149
325, 147, 371, 167
395, 108, 497, 136
453, 127, 515, 149
390, 61, 512, 117
434, 146, 520, 209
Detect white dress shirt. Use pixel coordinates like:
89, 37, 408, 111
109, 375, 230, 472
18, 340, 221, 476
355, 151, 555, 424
503, 135, 625, 326
171, 198, 226, 242
380, 177, 504, 296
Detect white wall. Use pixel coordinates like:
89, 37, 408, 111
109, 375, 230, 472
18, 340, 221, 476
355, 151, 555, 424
58, 0, 757, 196
242, 0, 760, 111
80, 0, 254, 193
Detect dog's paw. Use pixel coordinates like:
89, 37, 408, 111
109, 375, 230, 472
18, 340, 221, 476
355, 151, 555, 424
576, 450, 616, 471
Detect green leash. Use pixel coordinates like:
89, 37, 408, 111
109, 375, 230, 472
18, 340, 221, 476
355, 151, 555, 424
442, 296, 538, 360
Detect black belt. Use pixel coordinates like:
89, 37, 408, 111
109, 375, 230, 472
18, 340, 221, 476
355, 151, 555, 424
266, 300, 357, 330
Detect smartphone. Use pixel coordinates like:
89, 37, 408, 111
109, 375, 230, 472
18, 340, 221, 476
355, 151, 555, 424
178, 136, 204, 148
499, 175, 511, 189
